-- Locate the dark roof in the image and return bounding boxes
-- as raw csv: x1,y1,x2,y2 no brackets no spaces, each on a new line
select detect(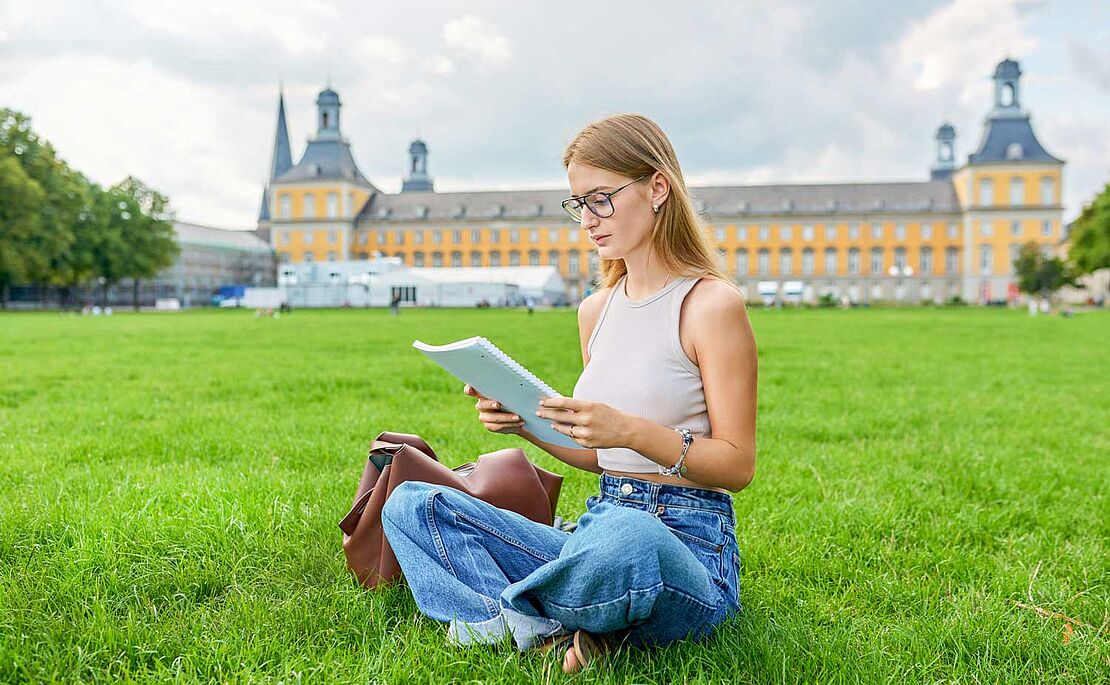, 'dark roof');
269,93,293,182
355,180,961,223
276,139,378,188
316,88,340,105
409,139,428,153
994,58,1021,79
258,186,271,222
968,116,1062,164
936,123,955,139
